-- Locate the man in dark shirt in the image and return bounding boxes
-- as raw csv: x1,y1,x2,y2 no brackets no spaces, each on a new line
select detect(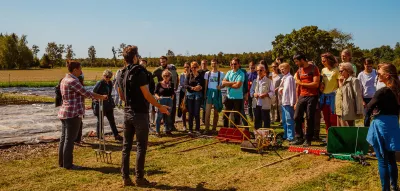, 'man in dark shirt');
118,46,169,187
